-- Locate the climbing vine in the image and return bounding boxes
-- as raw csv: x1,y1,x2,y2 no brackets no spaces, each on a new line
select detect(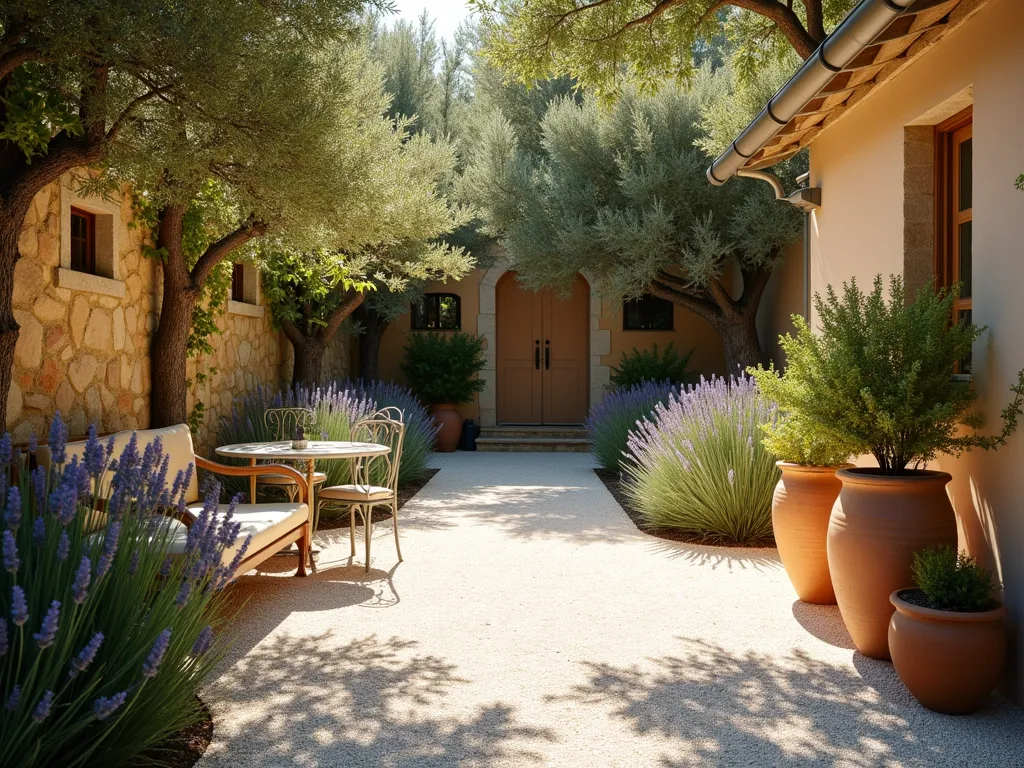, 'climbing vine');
133,183,238,437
